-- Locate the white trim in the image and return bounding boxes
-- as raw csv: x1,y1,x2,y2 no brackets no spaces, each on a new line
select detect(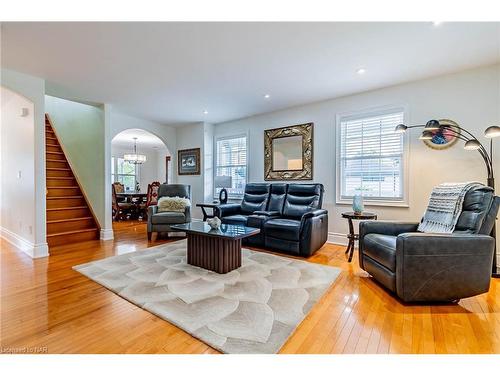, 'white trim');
1,227,49,258
213,132,249,199
335,104,410,207
100,228,114,240
327,231,352,247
